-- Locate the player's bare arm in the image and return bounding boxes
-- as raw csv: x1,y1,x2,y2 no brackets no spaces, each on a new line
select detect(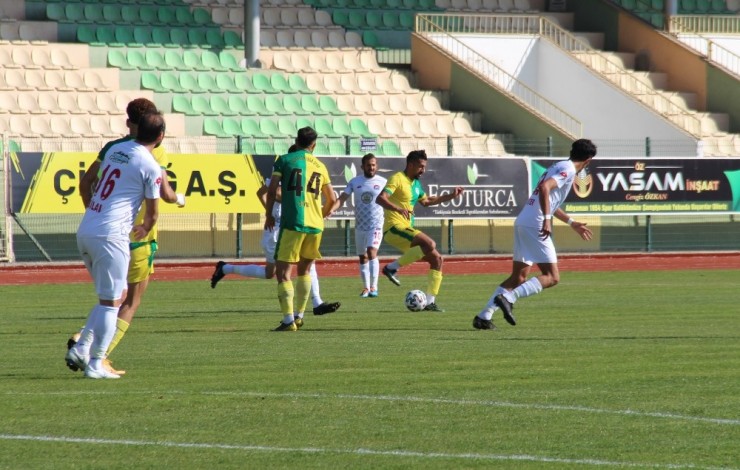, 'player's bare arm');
538,179,557,239
79,160,100,208
419,186,464,207
330,192,350,216
322,183,337,218
554,208,593,241
159,170,183,206
132,198,159,240
375,191,411,219
264,176,281,230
